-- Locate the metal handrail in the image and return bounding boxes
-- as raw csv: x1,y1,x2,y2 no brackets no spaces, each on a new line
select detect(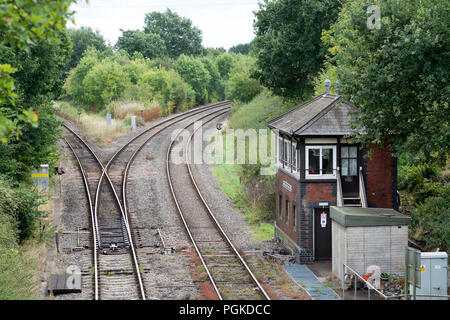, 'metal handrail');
336,167,344,207
359,166,368,208
343,263,450,300
342,263,404,300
